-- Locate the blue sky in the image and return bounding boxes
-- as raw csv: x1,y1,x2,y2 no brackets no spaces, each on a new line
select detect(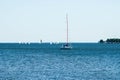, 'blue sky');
0,0,120,42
